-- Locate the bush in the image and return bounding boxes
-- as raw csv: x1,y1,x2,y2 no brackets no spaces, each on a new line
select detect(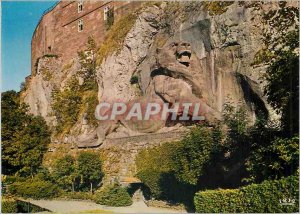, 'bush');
136,142,183,199
9,179,60,199
194,176,299,213
60,191,95,201
246,136,299,183
2,197,17,213
94,184,132,207
130,75,139,84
